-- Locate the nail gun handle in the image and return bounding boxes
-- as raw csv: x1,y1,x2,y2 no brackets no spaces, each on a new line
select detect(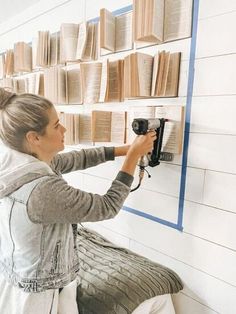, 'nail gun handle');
148,118,166,167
